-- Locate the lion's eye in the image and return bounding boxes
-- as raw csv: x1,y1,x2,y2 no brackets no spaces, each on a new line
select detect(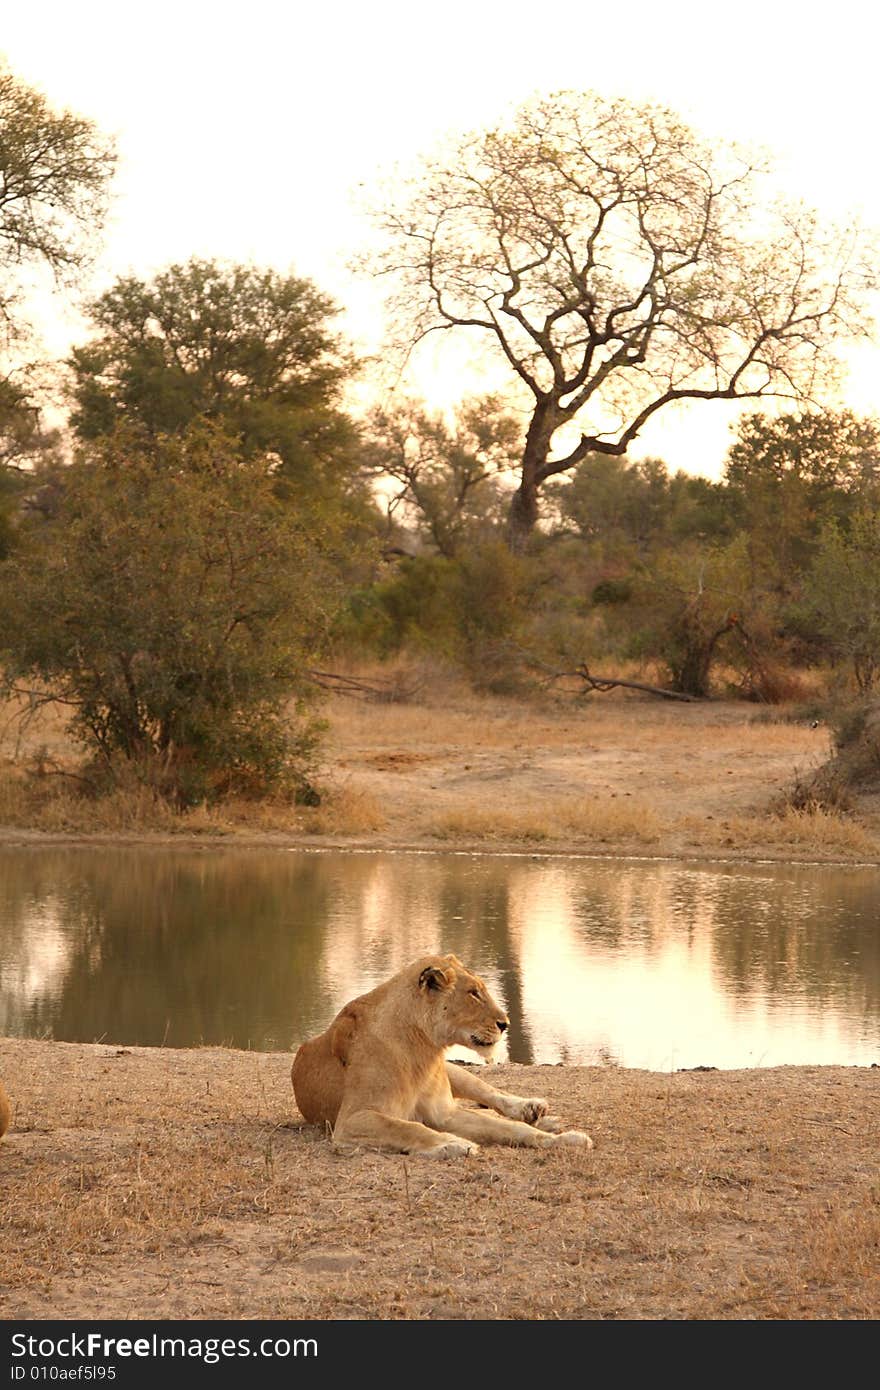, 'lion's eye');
468,989,481,1000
